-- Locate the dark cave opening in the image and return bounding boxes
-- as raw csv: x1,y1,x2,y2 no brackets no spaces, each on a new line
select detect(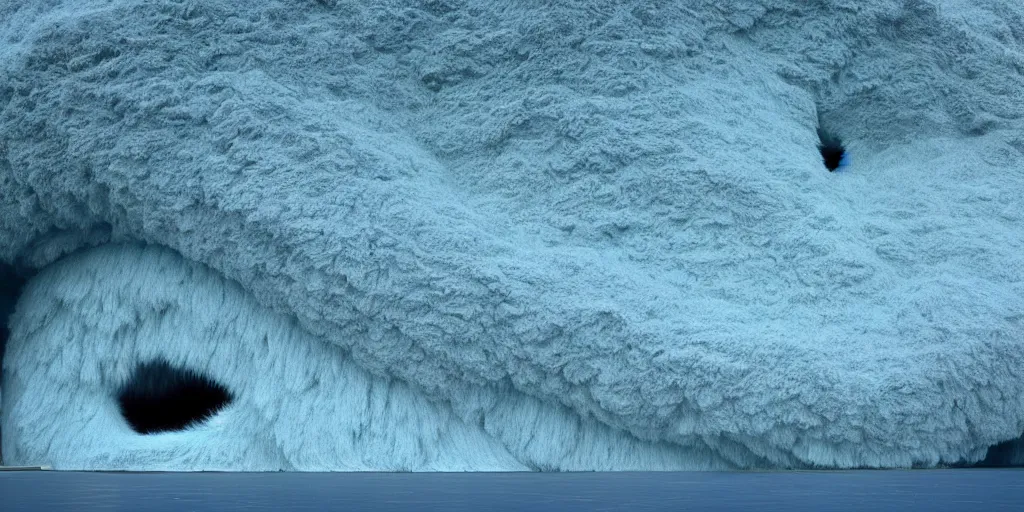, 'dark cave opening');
0,265,29,370
0,264,30,465
117,359,233,435
817,127,848,172
972,437,1024,468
